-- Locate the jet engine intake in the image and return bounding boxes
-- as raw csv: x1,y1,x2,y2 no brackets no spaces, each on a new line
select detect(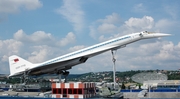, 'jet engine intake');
79,57,88,63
